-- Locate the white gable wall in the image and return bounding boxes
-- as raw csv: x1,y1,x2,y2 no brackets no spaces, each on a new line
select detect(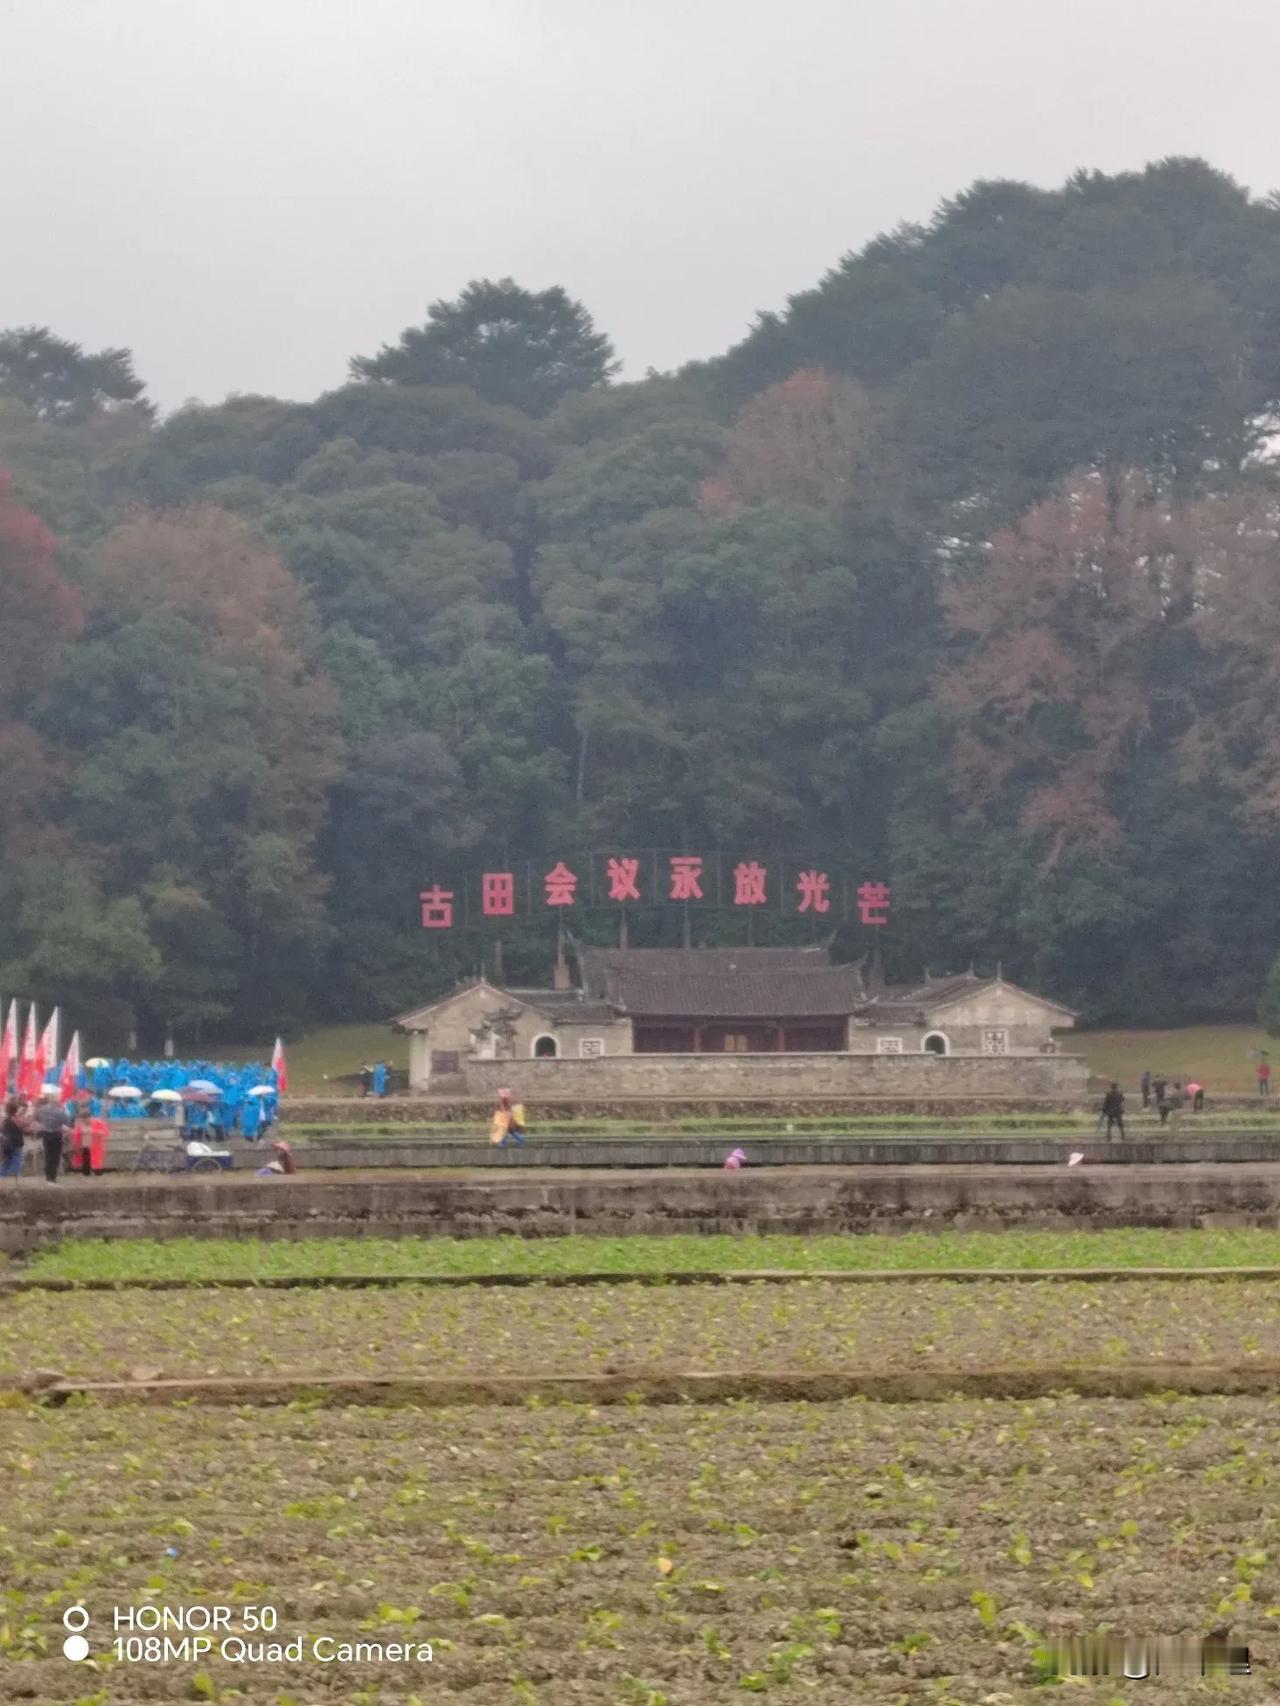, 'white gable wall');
399,983,632,1087
924,986,1072,1054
